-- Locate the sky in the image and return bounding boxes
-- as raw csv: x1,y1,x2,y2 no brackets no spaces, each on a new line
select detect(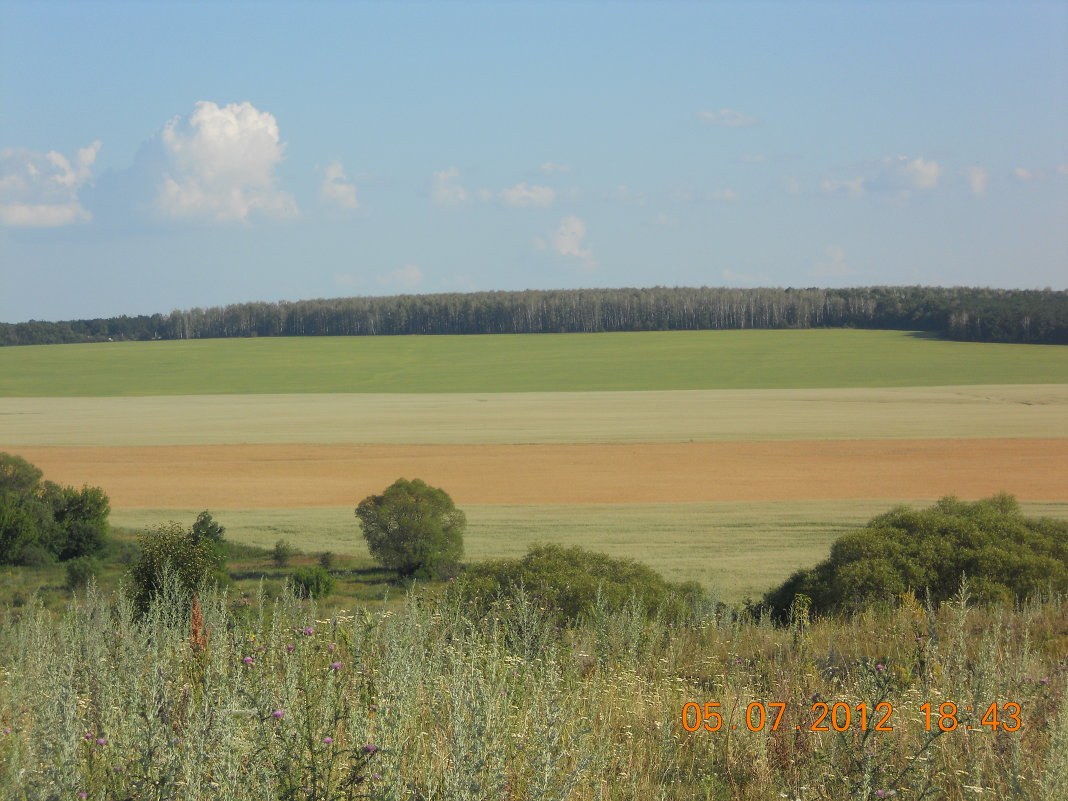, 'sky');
1,1,1066,323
